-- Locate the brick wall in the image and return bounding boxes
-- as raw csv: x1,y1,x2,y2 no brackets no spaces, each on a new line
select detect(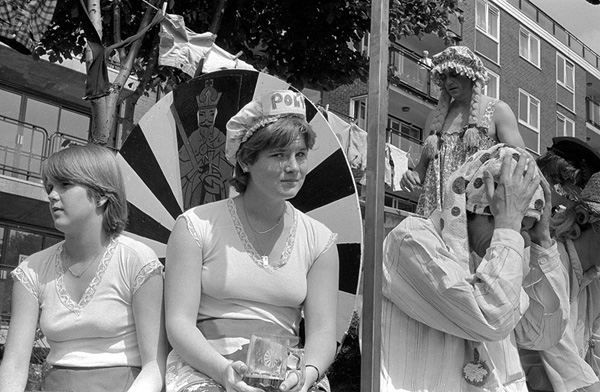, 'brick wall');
323,79,368,118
